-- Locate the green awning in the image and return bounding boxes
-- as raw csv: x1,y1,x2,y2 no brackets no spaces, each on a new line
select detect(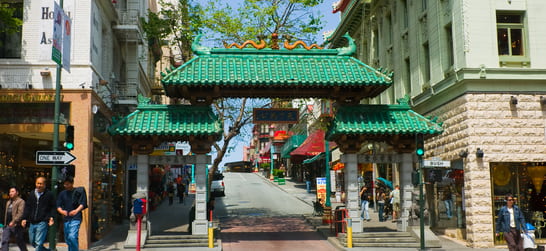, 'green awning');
326,100,443,140
281,135,307,158
108,104,223,140
303,152,325,165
